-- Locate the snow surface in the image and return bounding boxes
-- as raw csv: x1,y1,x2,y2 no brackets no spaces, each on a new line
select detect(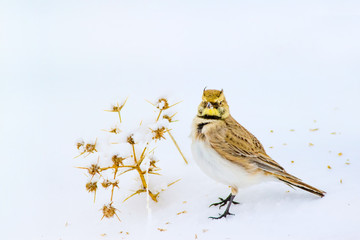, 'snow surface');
1,1,360,240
